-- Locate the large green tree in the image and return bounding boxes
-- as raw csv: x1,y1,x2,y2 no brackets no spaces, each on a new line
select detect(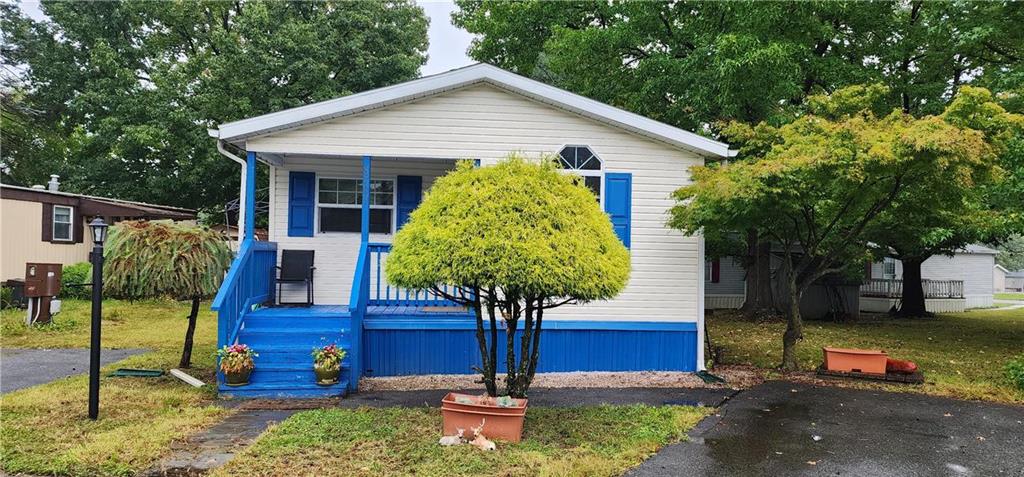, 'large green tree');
867,86,1024,316
671,85,996,369
1,1,428,211
454,0,1024,317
